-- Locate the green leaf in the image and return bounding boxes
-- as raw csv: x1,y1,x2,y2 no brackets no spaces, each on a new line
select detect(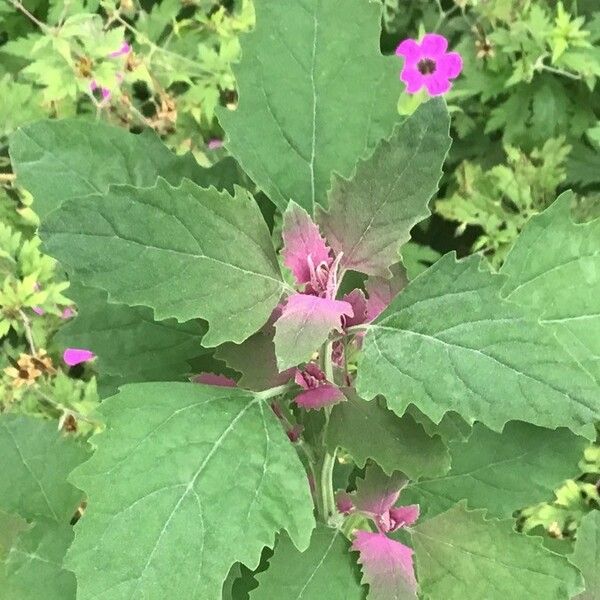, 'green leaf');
570,511,600,599
252,526,364,599
356,253,599,435
65,383,315,600
317,99,450,277
40,180,285,346
412,504,584,600
402,422,587,520
501,194,600,383
0,518,76,600
216,322,286,392
9,119,240,217
57,283,206,387
219,0,401,213
0,415,88,522
0,511,27,560
326,393,449,480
